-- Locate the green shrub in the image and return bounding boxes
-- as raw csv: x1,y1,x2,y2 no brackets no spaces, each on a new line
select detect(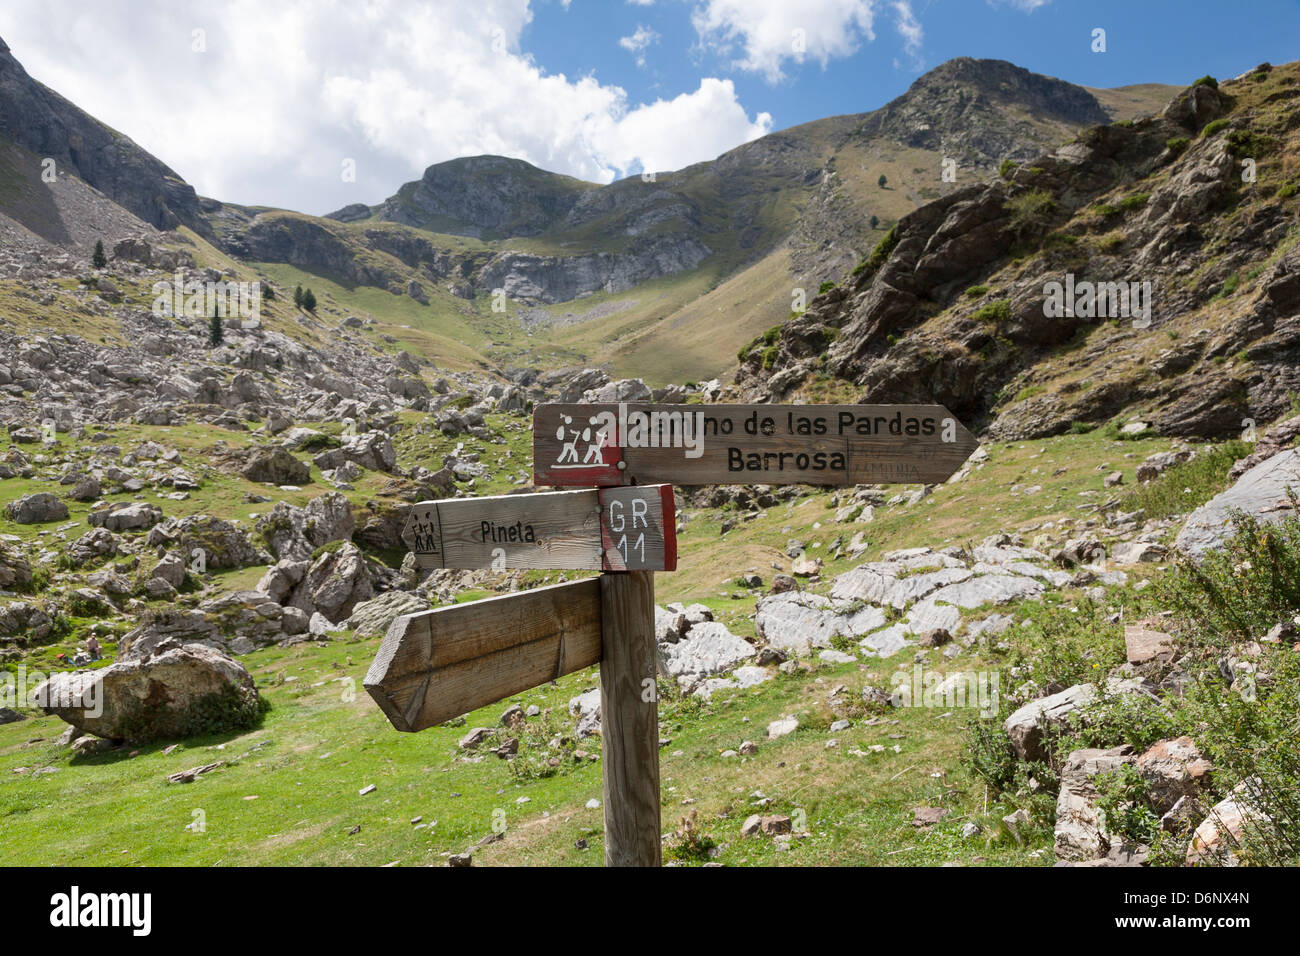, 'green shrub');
1201,118,1230,138
1005,190,1056,233
1120,440,1250,520
1193,74,1219,89
1226,129,1275,158
999,158,1018,179
1165,136,1190,153
1120,193,1150,210
1098,230,1126,253
1160,502,1300,641
761,345,779,369
964,715,1019,795
1008,597,1127,691
1094,763,1163,847
866,227,898,270
971,299,1012,324
298,432,341,452
817,280,837,295
1279,182,1299,199
964,284,989,298
1155,514,1300,864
